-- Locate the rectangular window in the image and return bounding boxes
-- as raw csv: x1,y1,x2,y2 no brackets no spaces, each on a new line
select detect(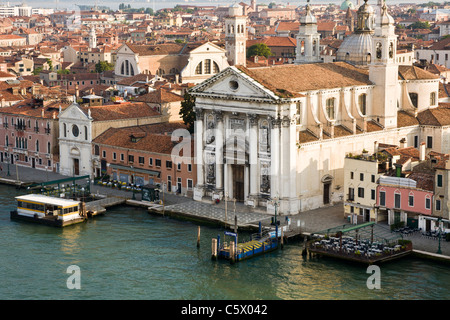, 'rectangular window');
187,179,193,189
350,172,354,179
436,199,441,211
348,187,354,201
371,189,376,200
113,152,116,160
120,153,124,161
149,158,153,166
371,175,375,183
426,197,431,209
437,174,443,187
414,135,419,148
380,191,386,206
177,163,181,171
155,159,161,167
409,194,414,207
102,150,106,158
128,155,134,163
166,160,172,169
358,187,364,198
188,164,192,172
139,156,144,165
427,136,433,149
395,193,401,208
360,173,364,181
